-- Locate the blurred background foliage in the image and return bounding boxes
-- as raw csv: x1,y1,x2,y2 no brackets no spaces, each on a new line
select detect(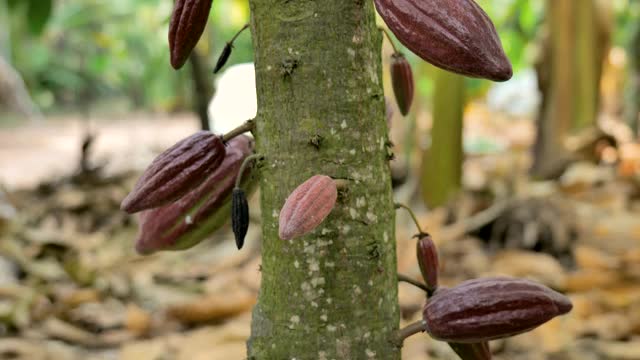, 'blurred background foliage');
0,0,637,116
